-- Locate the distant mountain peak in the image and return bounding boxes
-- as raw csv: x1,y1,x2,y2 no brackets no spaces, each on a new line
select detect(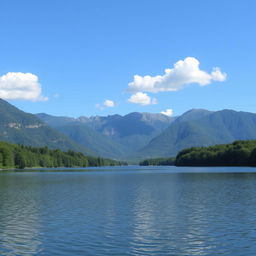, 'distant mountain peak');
182,108,212,114
174,108,213,123
36,110,176,159
137,109,256,159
